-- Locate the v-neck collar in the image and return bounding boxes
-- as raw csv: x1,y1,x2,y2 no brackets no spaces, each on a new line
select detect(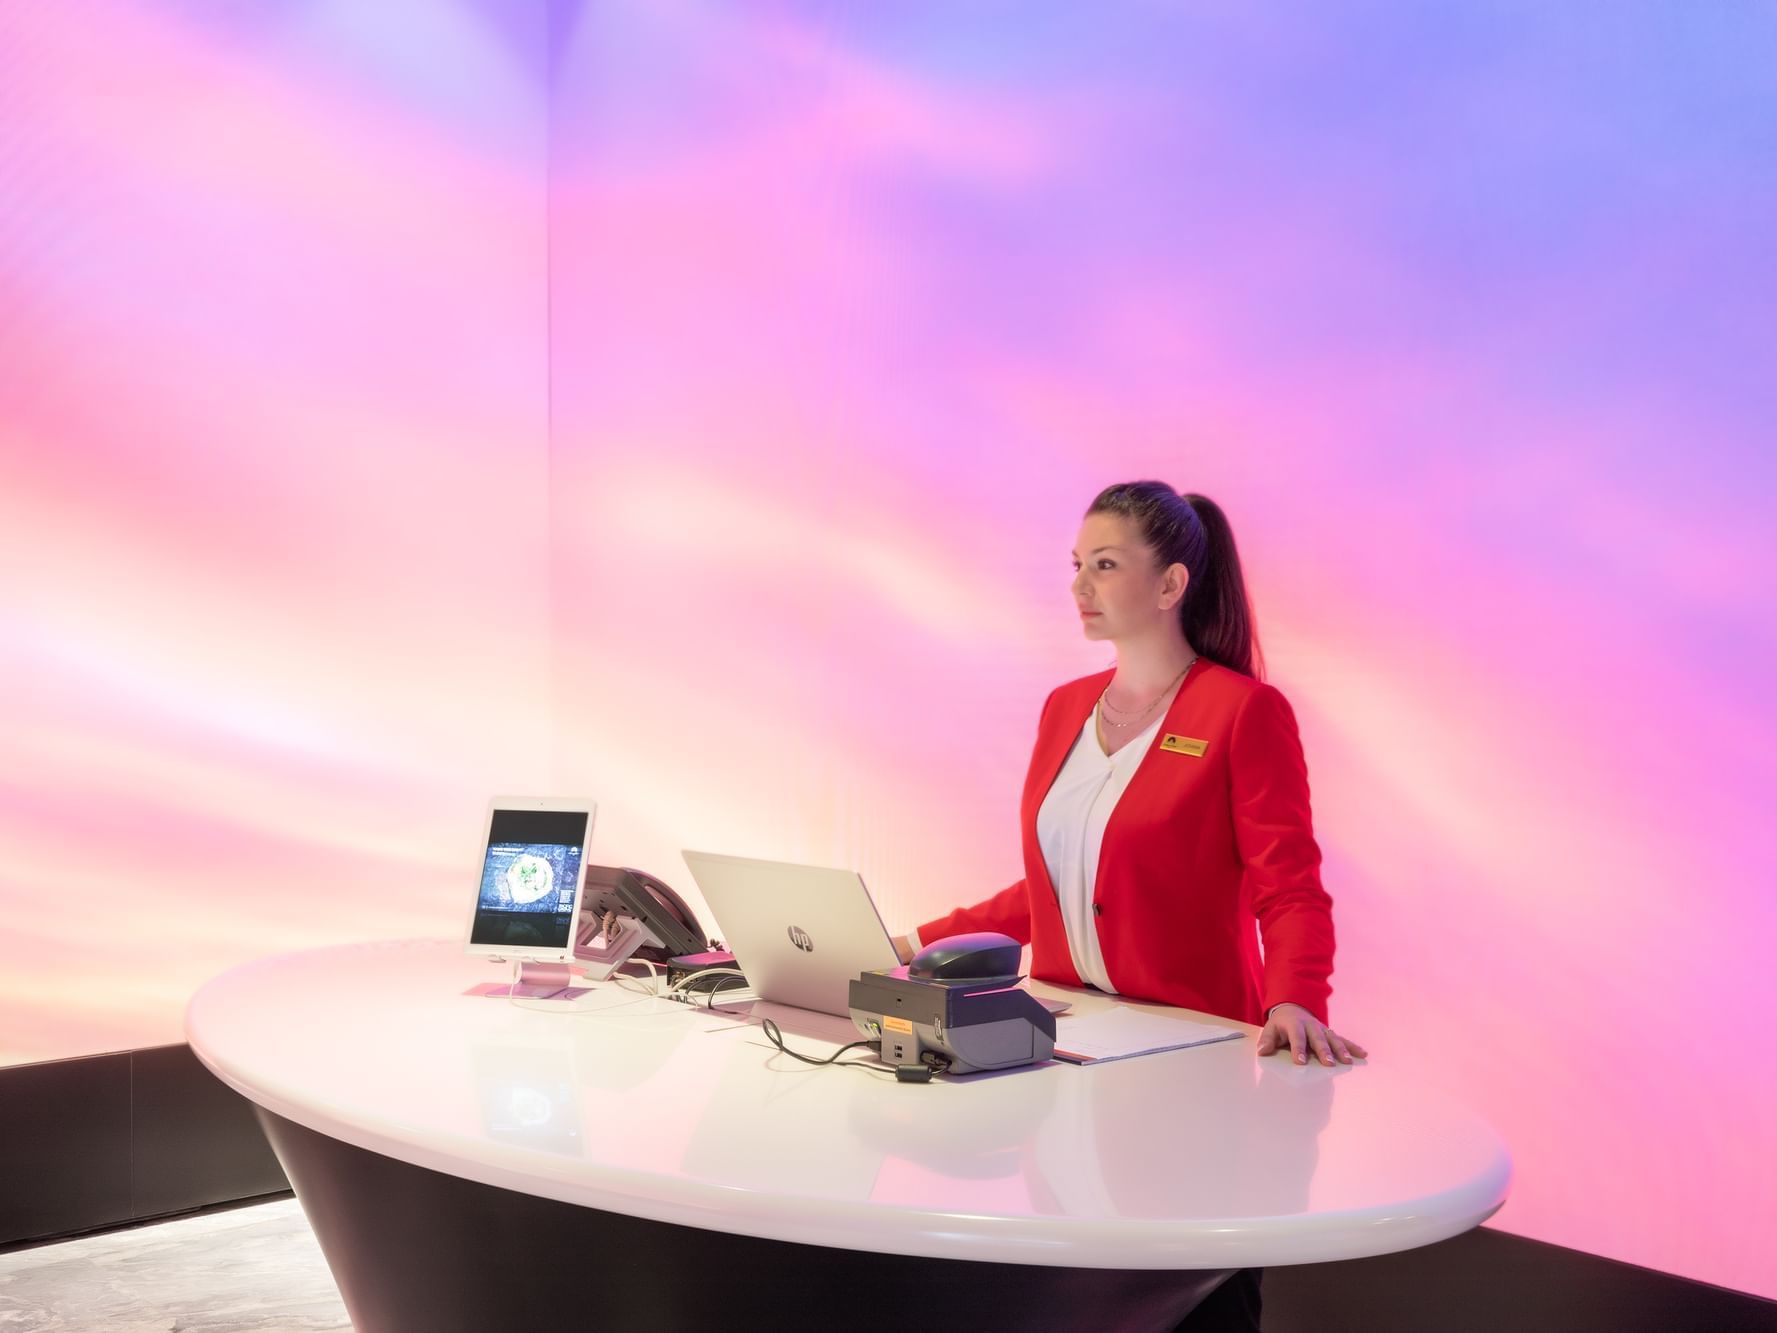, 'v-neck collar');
1088,705,1165,762
1029,657,1208,821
